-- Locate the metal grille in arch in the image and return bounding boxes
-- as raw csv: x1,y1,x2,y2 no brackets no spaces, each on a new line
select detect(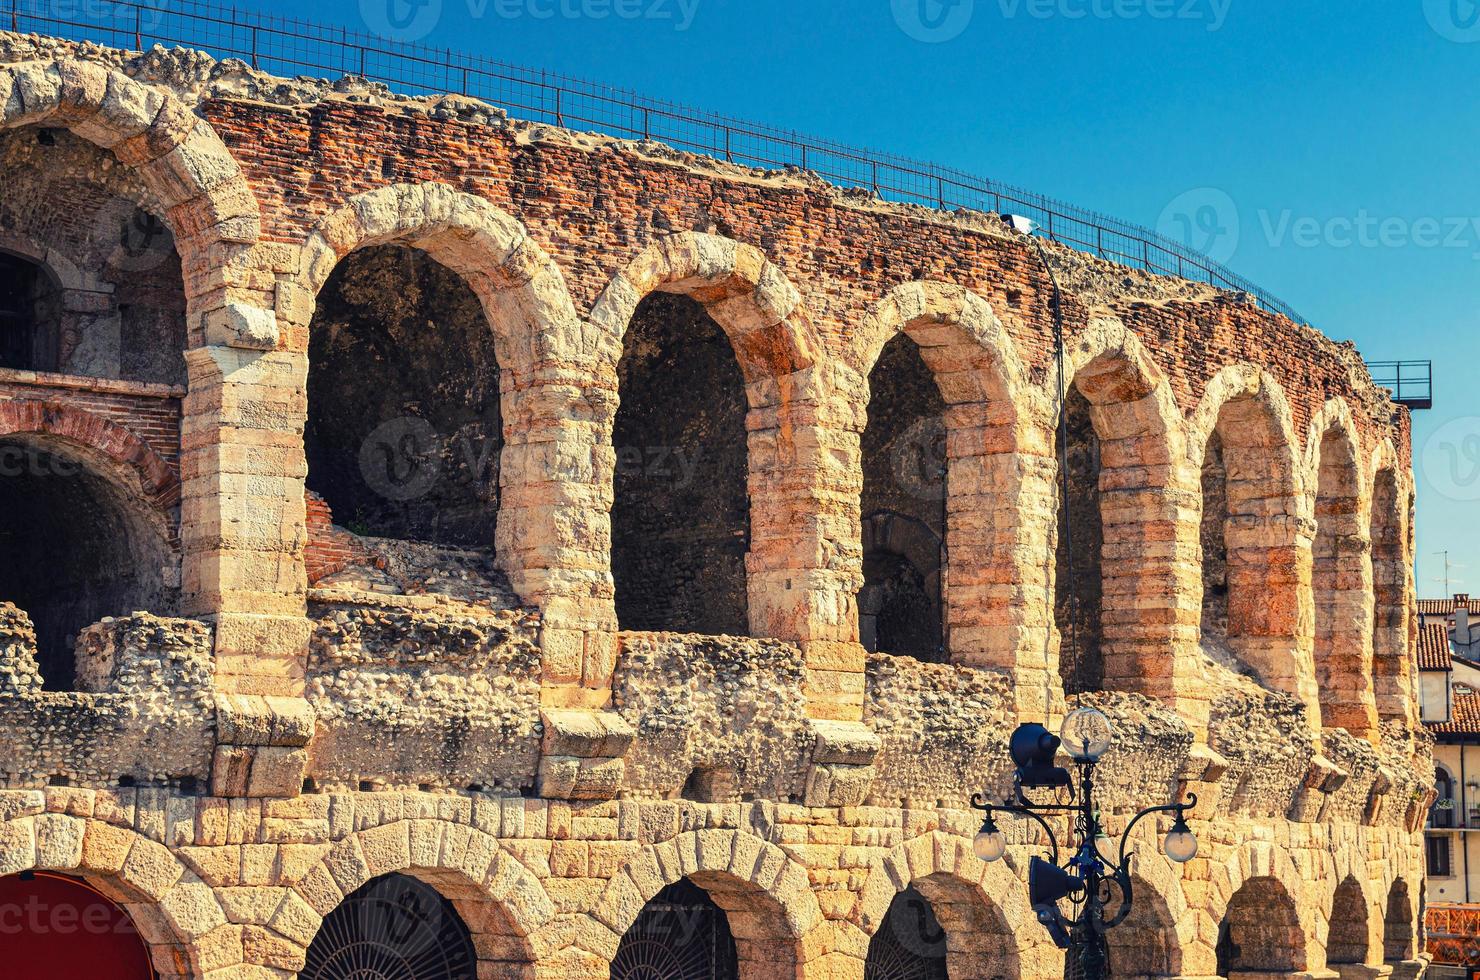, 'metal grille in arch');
301,873,477,980
610,879,739,980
